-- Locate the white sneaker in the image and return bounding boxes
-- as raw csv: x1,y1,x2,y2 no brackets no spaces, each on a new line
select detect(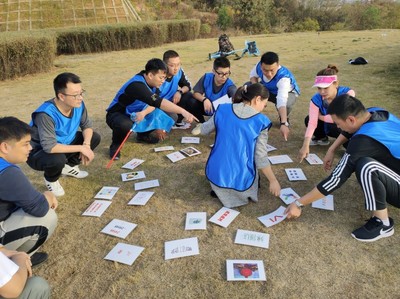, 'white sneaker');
44,179,65,197
61,165,88,179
